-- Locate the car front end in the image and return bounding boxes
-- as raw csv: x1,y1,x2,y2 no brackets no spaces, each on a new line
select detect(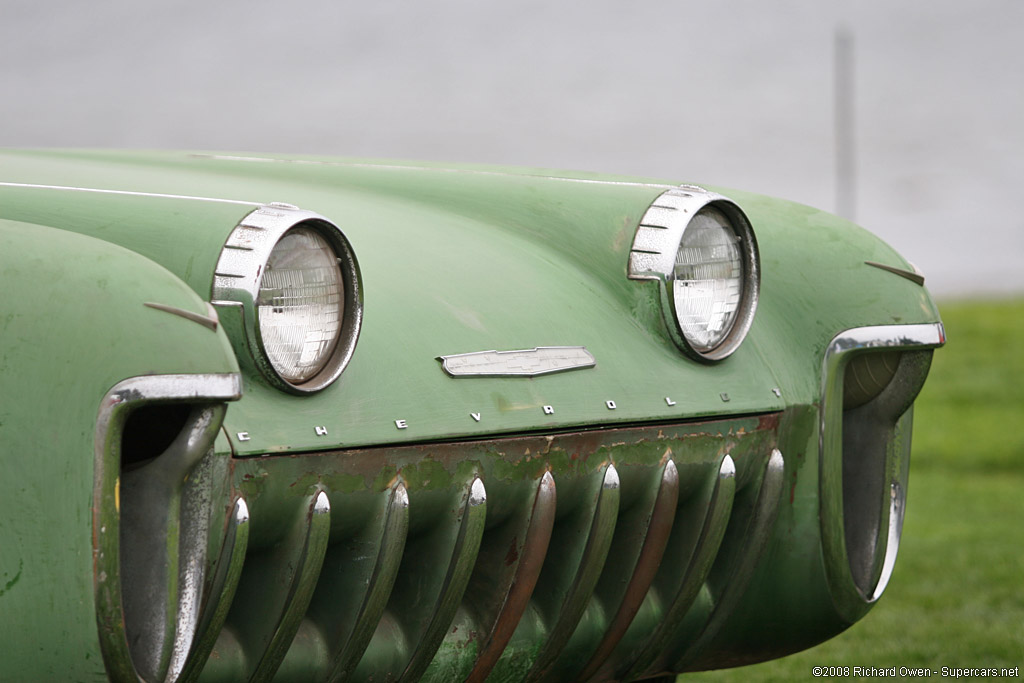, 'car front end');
0,149,944,682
